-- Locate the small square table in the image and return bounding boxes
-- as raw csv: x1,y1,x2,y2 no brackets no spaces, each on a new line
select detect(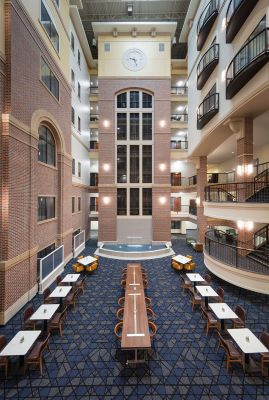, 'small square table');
196,286,218,309
186,273,205,289
209,302,238,331
228,328,268,370
61,273,80,286
77,256,97,266
172,255,191,265
49,286,72,308
0,330,41,365
30,304,59,331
